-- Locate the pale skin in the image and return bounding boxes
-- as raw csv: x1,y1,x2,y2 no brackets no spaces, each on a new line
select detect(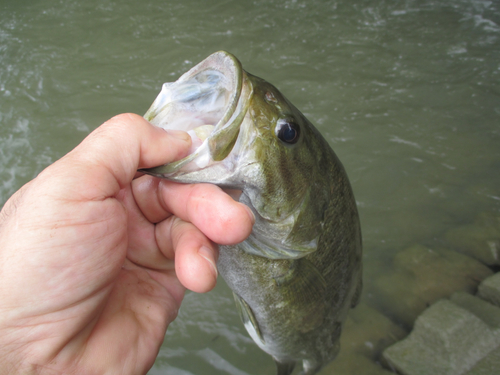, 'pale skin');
0,114,254,375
